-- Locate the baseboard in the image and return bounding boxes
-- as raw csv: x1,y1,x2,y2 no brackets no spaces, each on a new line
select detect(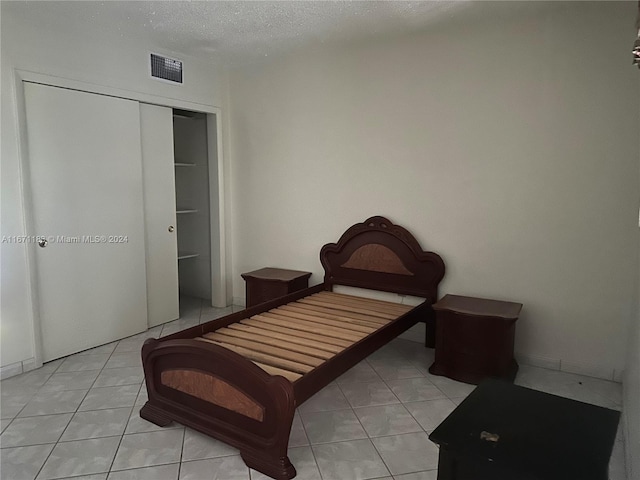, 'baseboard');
516,353,561,371
21,358,39,373
0,361,23,380
516,353,619,382
0,357,40,380
560,360,616,382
